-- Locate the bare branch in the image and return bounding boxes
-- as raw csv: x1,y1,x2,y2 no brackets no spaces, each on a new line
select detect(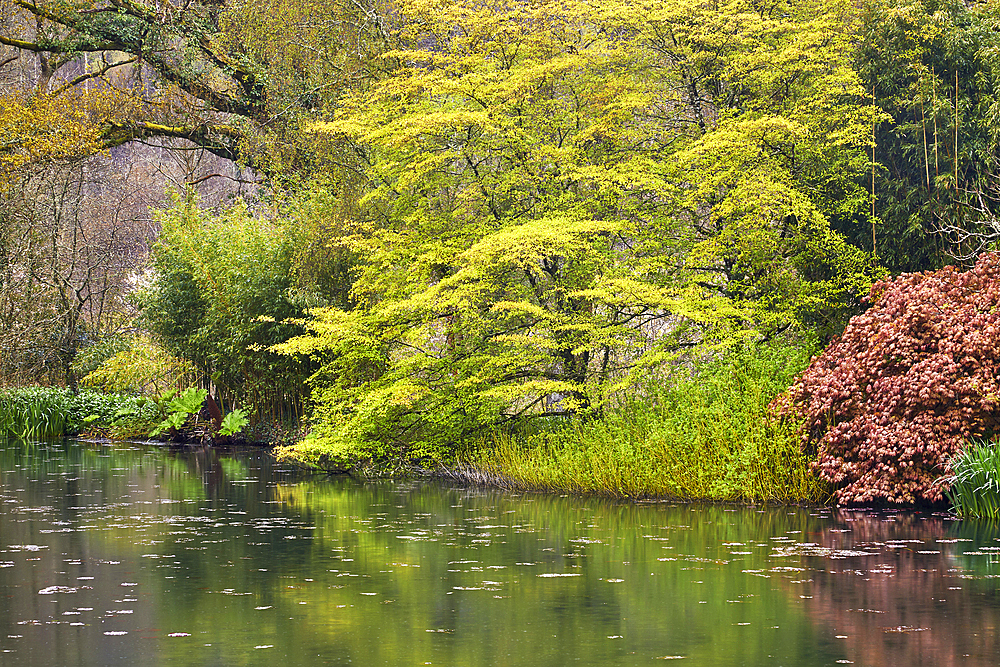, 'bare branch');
934,184,1000,261
51,56,139,96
